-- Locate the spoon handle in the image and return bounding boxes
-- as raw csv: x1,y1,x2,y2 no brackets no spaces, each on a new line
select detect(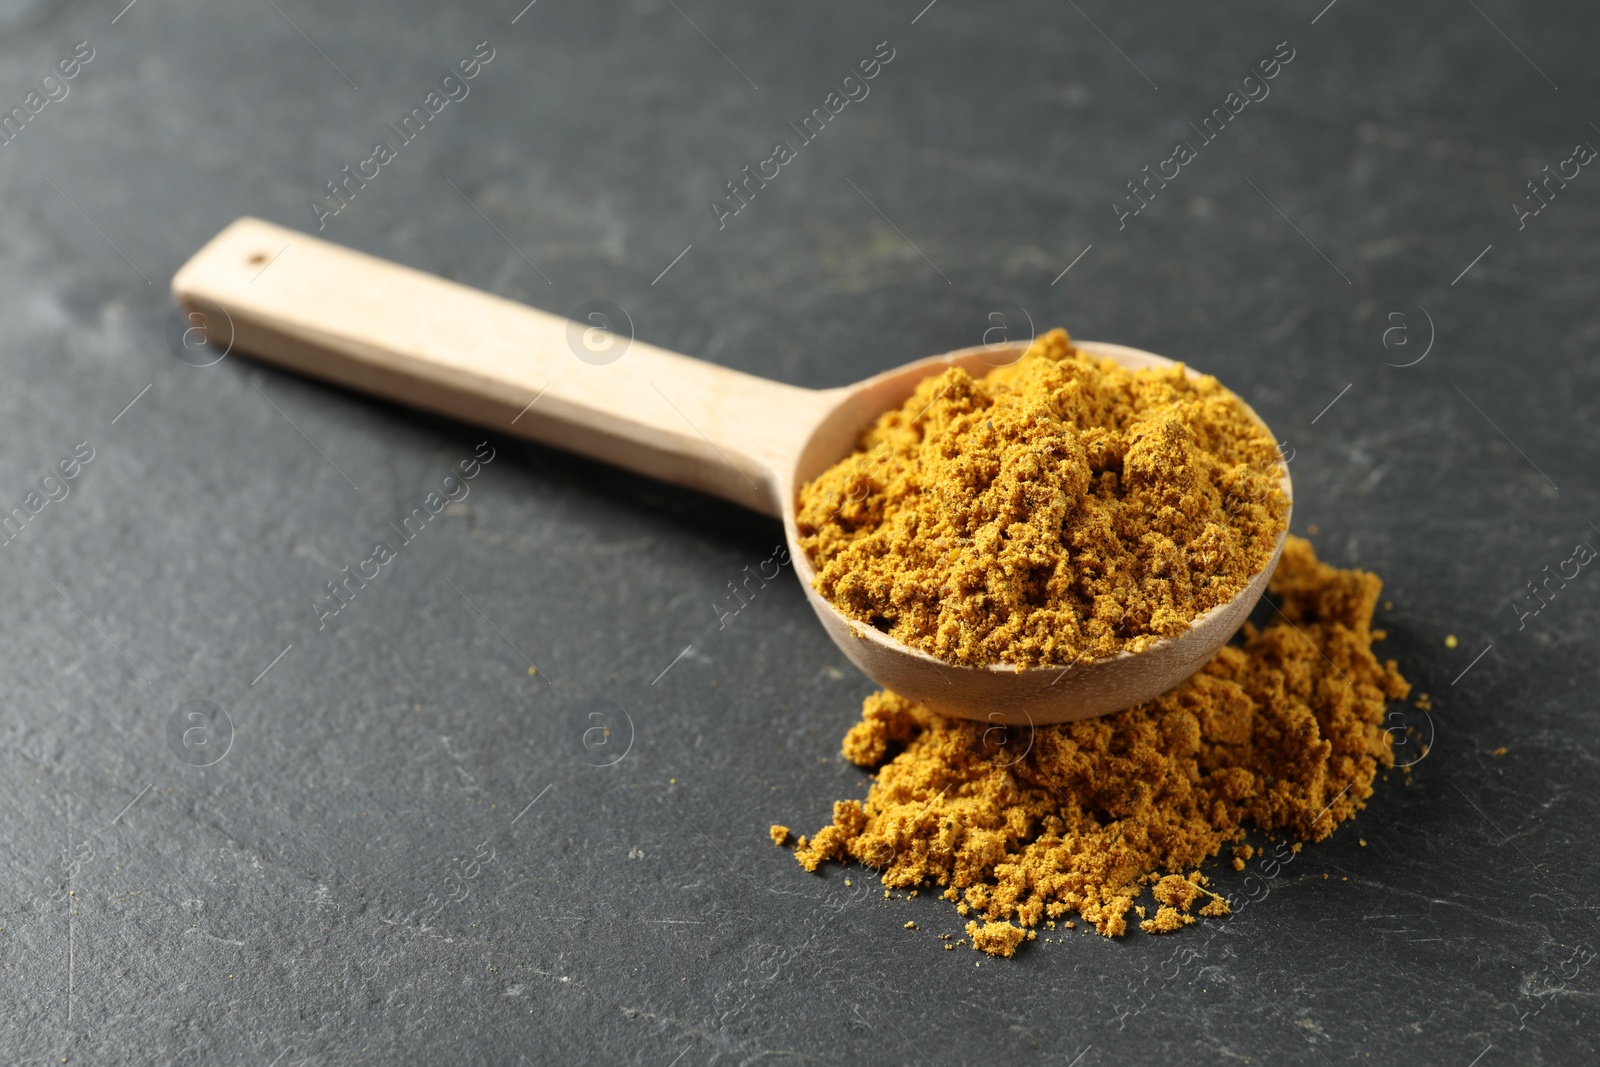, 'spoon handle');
172,217,835,516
